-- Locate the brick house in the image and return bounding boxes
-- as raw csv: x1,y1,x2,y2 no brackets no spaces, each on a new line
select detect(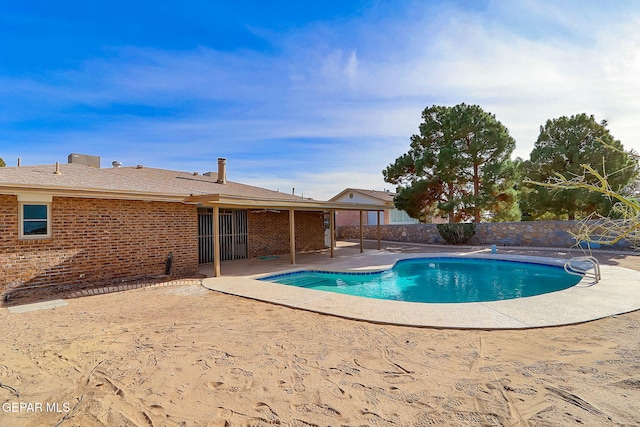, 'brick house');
330,188,421,227
0,156,386,300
